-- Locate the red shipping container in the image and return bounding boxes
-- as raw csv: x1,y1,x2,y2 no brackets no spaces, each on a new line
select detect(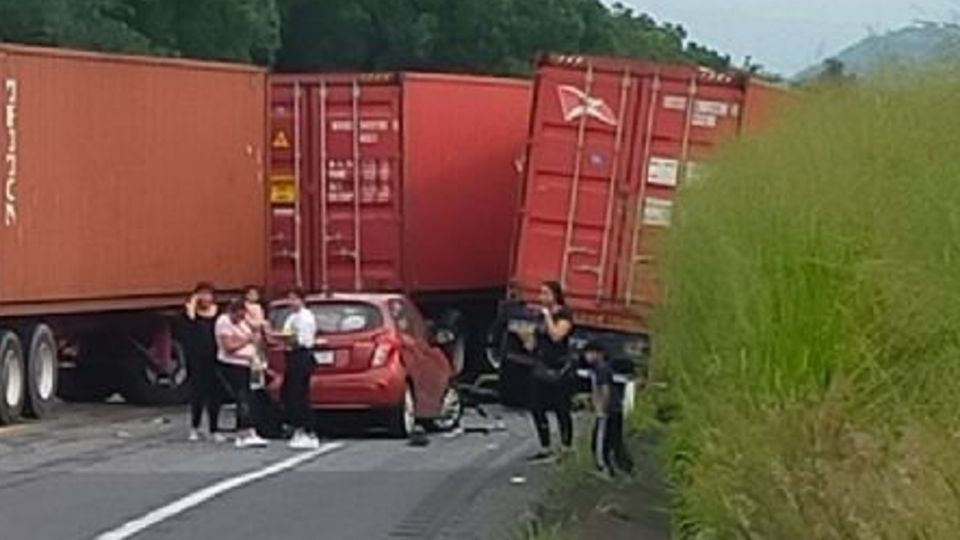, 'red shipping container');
511,54,786,334
268,73,531,296
0,45,267,316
